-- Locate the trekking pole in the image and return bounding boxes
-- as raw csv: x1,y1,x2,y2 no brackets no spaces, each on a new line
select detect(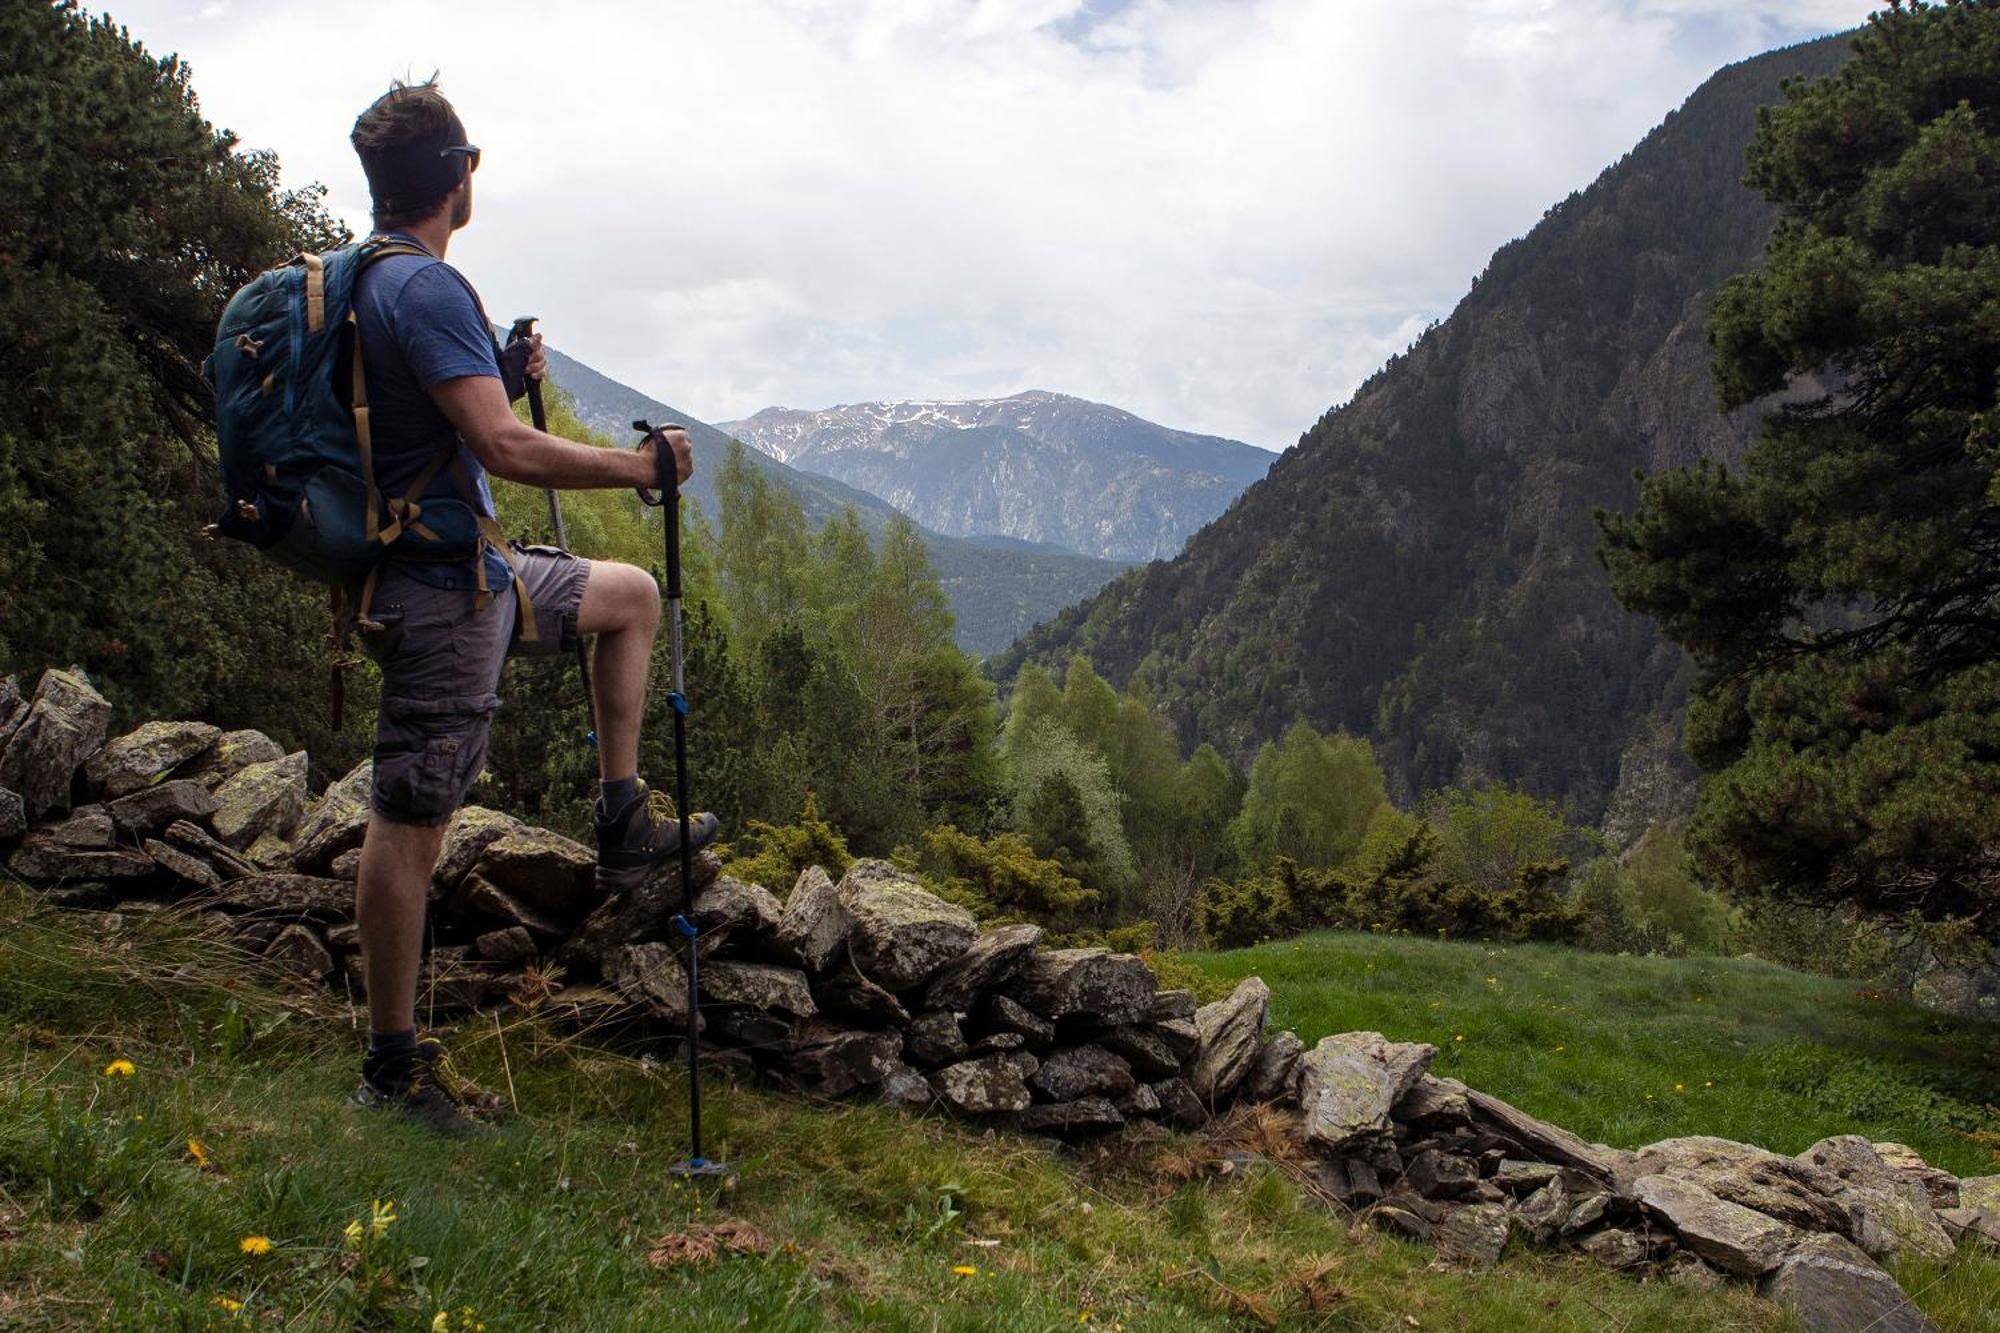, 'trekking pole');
633,418,730,1184
508,317,596,748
